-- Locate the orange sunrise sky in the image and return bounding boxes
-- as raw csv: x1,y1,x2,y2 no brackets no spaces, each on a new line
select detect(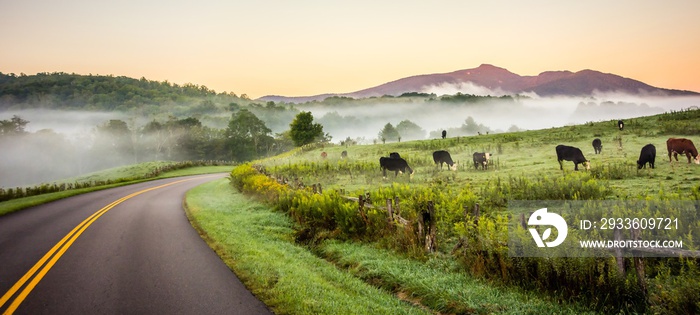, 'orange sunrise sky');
1,0,698,99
